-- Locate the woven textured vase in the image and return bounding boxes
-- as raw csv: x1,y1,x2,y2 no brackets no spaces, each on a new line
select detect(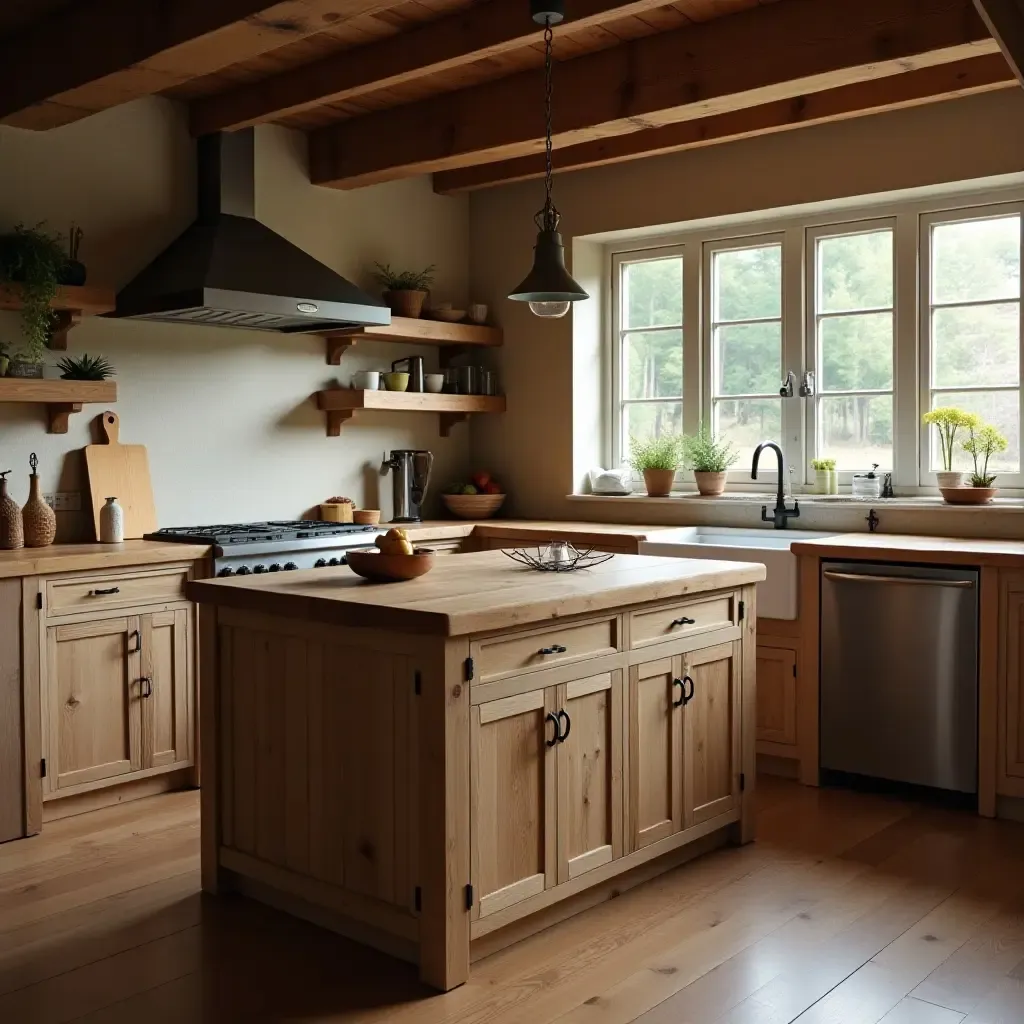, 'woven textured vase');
22,472,55,548
0,475,23,550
